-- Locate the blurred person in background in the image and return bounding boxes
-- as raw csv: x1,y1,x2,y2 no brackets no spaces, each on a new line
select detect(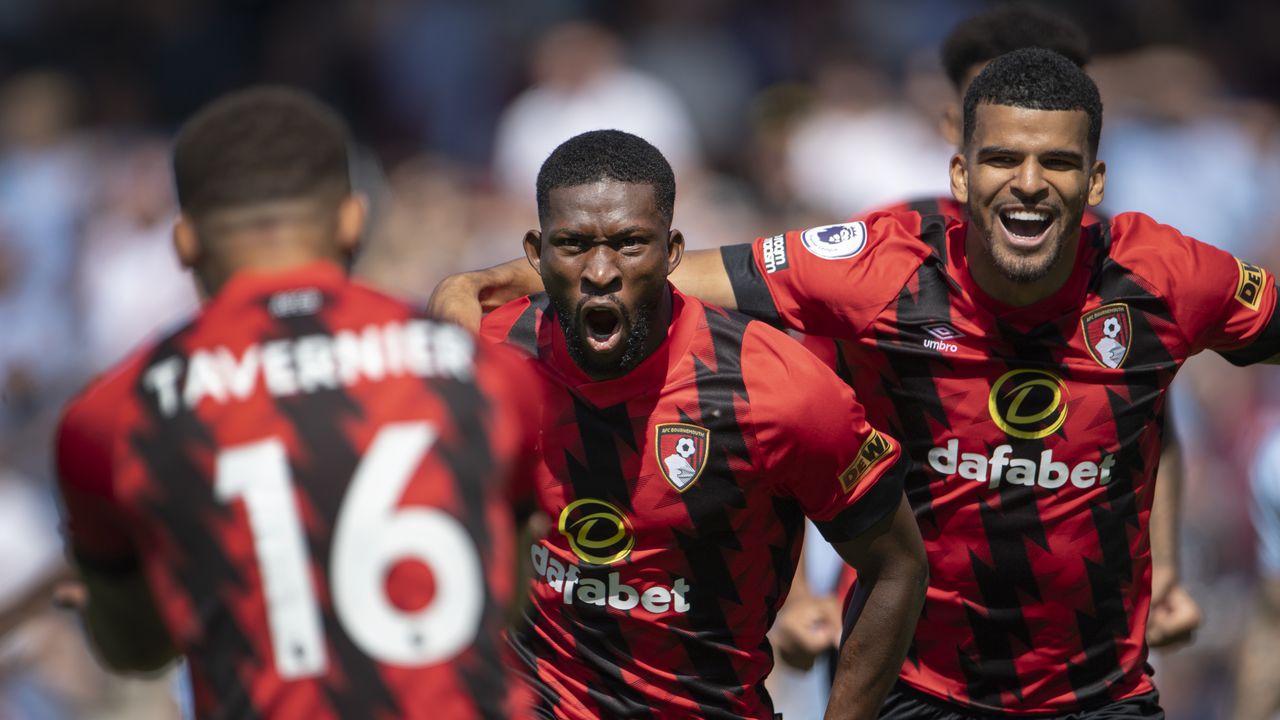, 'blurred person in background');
75,136,198,372
55,86,543,719
1235,419,1280,719
491,21,701,207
